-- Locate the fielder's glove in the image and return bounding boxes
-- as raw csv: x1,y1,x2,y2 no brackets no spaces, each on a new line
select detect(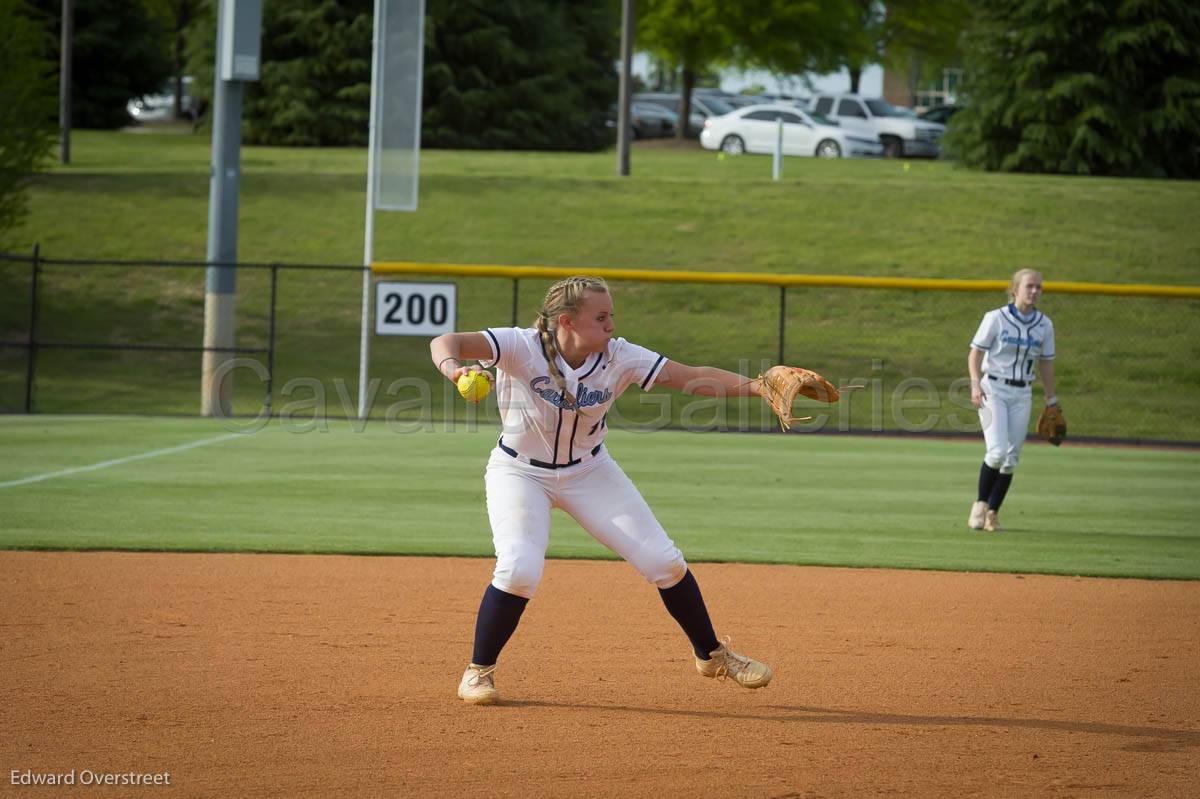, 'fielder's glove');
1037,403,1067,446
757,365,840,431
